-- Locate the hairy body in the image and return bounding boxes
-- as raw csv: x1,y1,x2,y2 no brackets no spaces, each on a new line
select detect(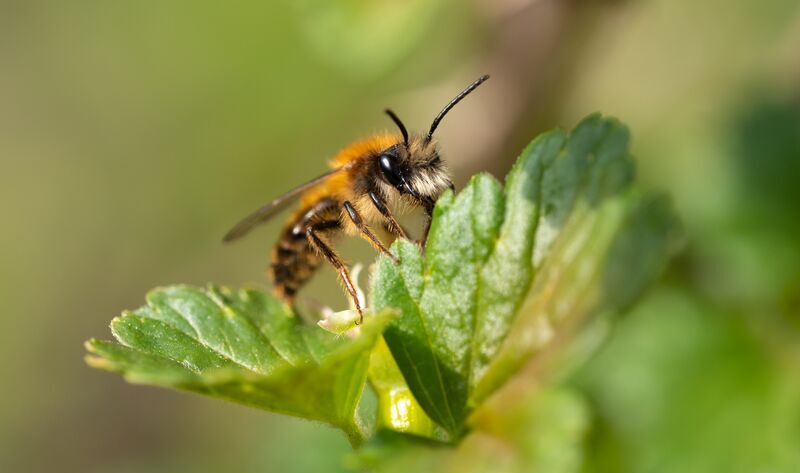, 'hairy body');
271,132,449,309
224,75,489,323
